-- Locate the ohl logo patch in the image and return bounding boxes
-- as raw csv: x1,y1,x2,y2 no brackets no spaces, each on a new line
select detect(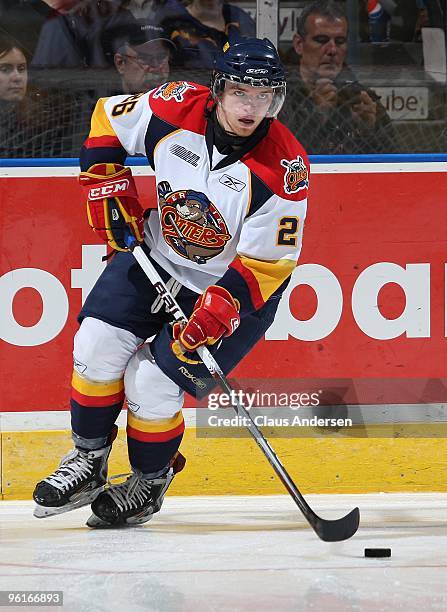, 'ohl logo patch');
153,81,196,103
158,182,231,264
280,156,309,194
